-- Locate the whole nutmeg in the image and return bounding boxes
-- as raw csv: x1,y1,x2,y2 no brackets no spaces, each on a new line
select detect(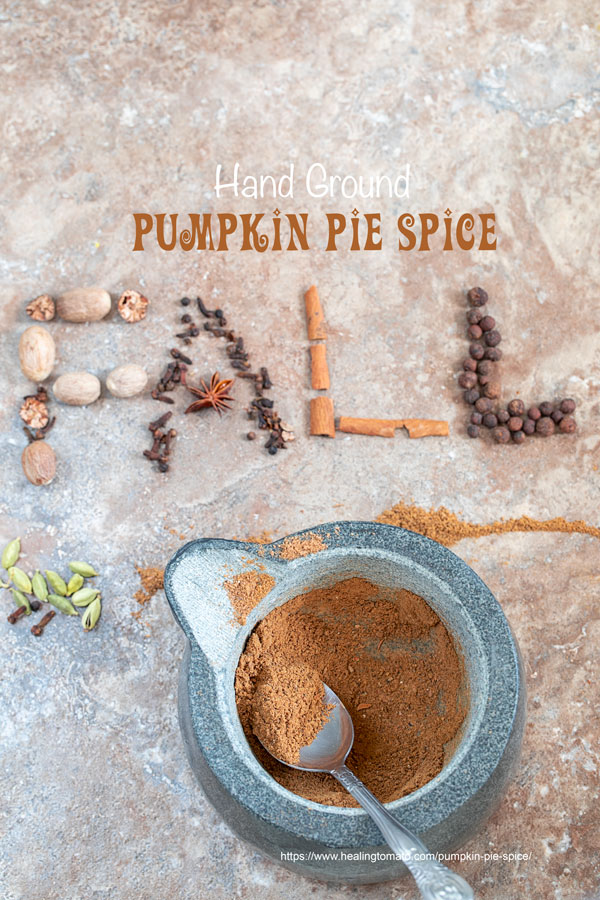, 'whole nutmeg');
56,288,111,323
559,416,577,434
53,371,101,406
467,286,488,307
483,380,502,399
19,325,56,381
507,399,525,417
117,290,148,323
22,440,56,485
536,416,555,436
492,426,511,444
106,363,148,398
